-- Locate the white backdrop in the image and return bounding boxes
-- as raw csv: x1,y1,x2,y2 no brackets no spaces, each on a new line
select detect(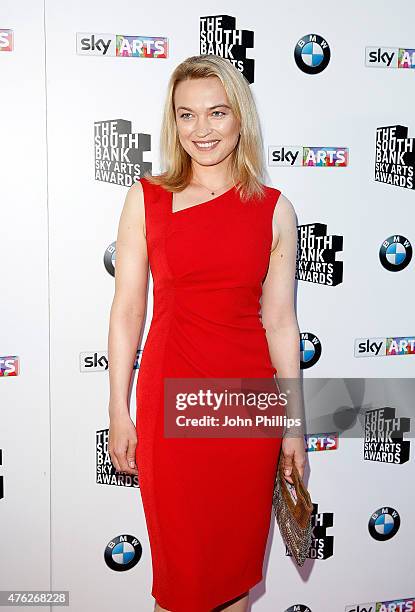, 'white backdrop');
1,1,414,611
